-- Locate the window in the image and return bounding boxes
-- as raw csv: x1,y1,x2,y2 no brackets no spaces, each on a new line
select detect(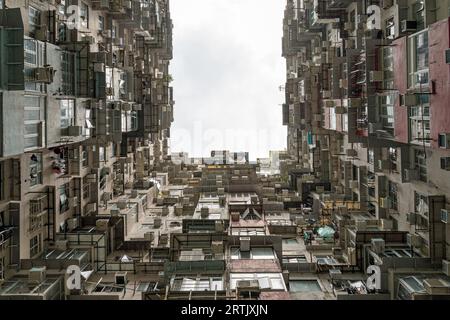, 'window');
171,276,223,292
99,146,105,162
60,99,75,128
30,234,42,257
59,183,69,213
112,26,117,39
98,16,105,31
61,51,76,95
388,147,398,171
0,0,3,9
82,146,88,167
79,2,89,28
409,95,430,145
85,108,94,137
29,153,43,187
408,30,429,88
413,1,425,31
24,39,46,92
131,111,138,131
83,180,90,199
230,273,285,290
290,280,321,293
28,7,41,36
57,0,66,16
111,143,116,158
230,247,275,260
385,17,395,39
282,255,307,263
24,95,44,150
414,192,429,217
282,238,298,245
414,149,427,182
380,47,395,132
99,167,107,190
388,180,398,211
